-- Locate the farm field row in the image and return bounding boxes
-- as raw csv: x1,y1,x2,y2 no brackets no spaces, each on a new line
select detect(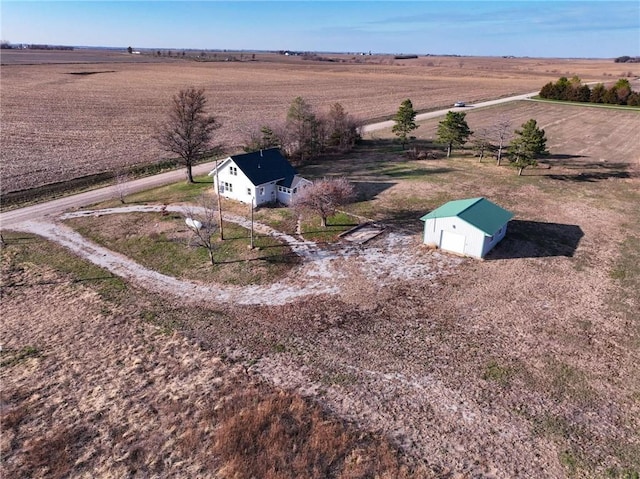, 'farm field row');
2,54,637,194
371,100,640,167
